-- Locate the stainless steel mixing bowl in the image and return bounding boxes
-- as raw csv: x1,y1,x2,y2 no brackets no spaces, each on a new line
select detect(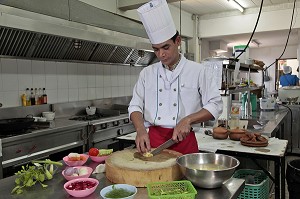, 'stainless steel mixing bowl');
176,153,240,188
